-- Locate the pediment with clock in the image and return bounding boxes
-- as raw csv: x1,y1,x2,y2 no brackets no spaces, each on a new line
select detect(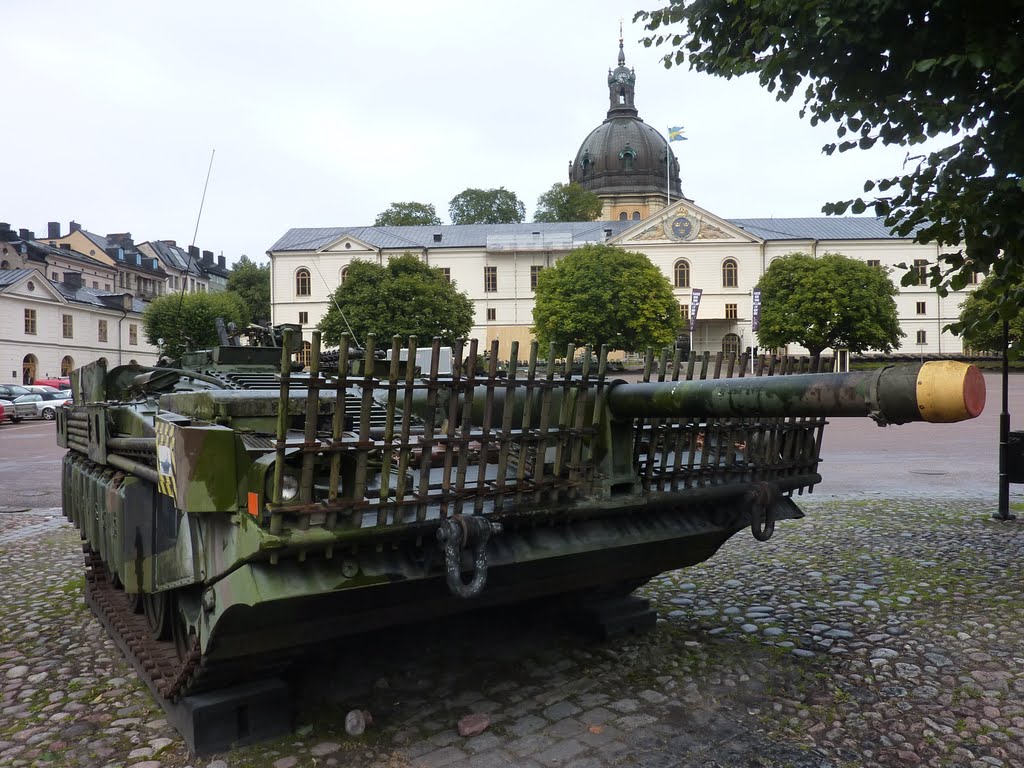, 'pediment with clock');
612,200,763,246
